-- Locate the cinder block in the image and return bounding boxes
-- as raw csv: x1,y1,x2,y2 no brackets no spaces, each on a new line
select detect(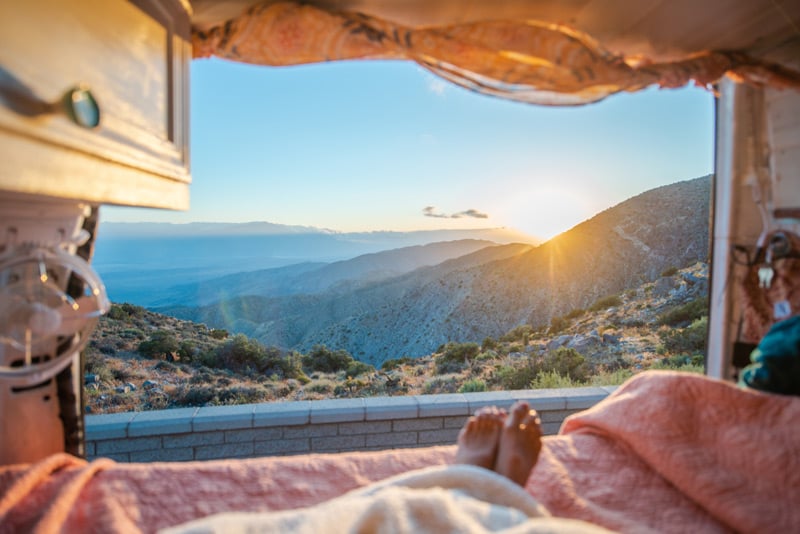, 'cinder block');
366,431,418,448
311,435,366,452
225,427,283,443
416,394,470,417
310,398,365,424
564,388,610,410
337,421,392,435
392,418,442,432
443,416,469,429
195,442,255,460
253,401,310,427
163,432,224,449
509,390,567,411
86,412,136,440
464,391,514,413
417,428,460,445
193,405,254,432
364,396,418,420
130,448,193,462
254,439,310,455
96,436,161,455
283,423,338,439
128,407,197,437
101,453,130,462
